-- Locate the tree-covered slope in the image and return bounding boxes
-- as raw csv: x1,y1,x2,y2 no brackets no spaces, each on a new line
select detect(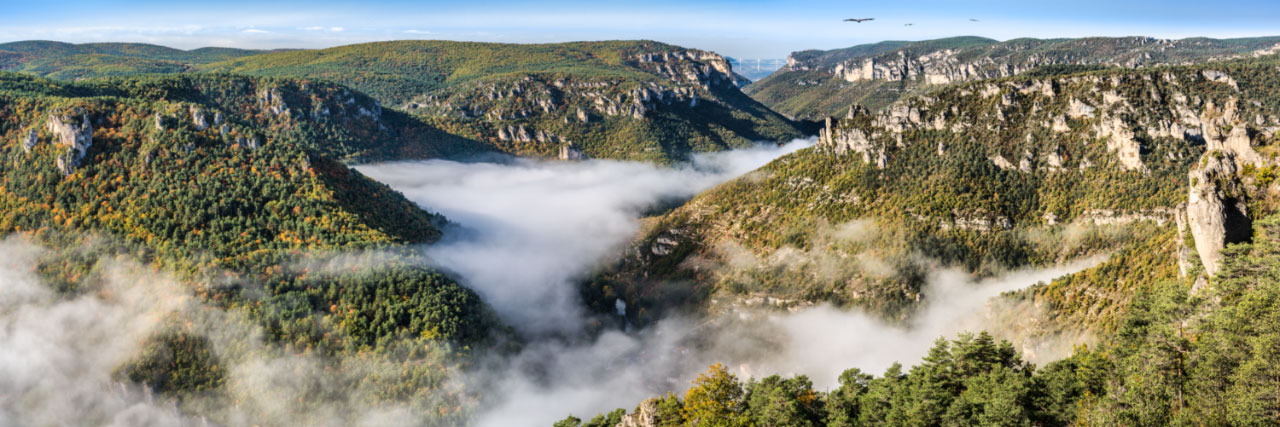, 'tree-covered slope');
0,70,503,357
199,40,809,162
747,36,1280,119
0,40,270,80
588,56,1280,335
567,211,1280,426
